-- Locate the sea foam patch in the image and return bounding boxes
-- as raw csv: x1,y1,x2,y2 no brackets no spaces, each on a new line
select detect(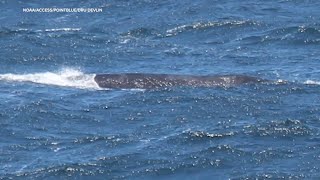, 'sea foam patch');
0,68,100,89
